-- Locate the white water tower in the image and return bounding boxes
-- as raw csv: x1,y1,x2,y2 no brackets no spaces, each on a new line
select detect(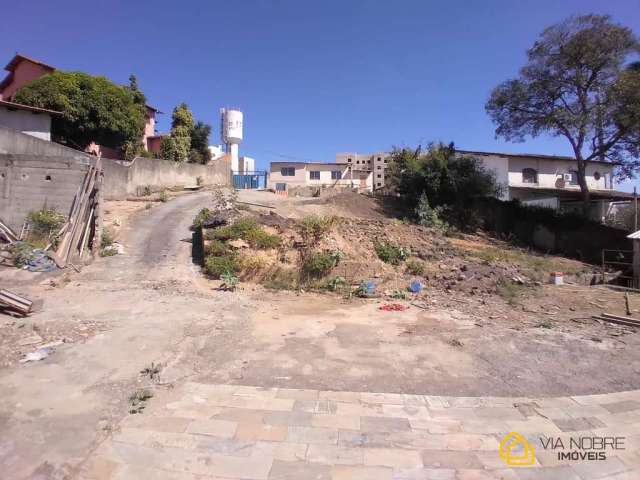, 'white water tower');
220,108,243,172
